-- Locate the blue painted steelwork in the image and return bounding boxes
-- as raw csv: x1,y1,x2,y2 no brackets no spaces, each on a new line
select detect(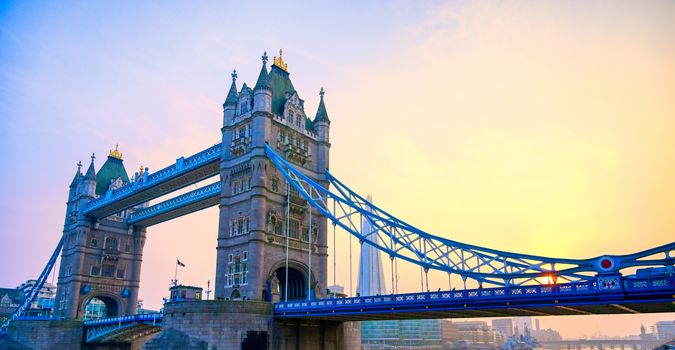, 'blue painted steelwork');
127,181,221,225
84,143,221,217
274,275,675,319
264,144,675,287
0,237,63,331
83,313,163,343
